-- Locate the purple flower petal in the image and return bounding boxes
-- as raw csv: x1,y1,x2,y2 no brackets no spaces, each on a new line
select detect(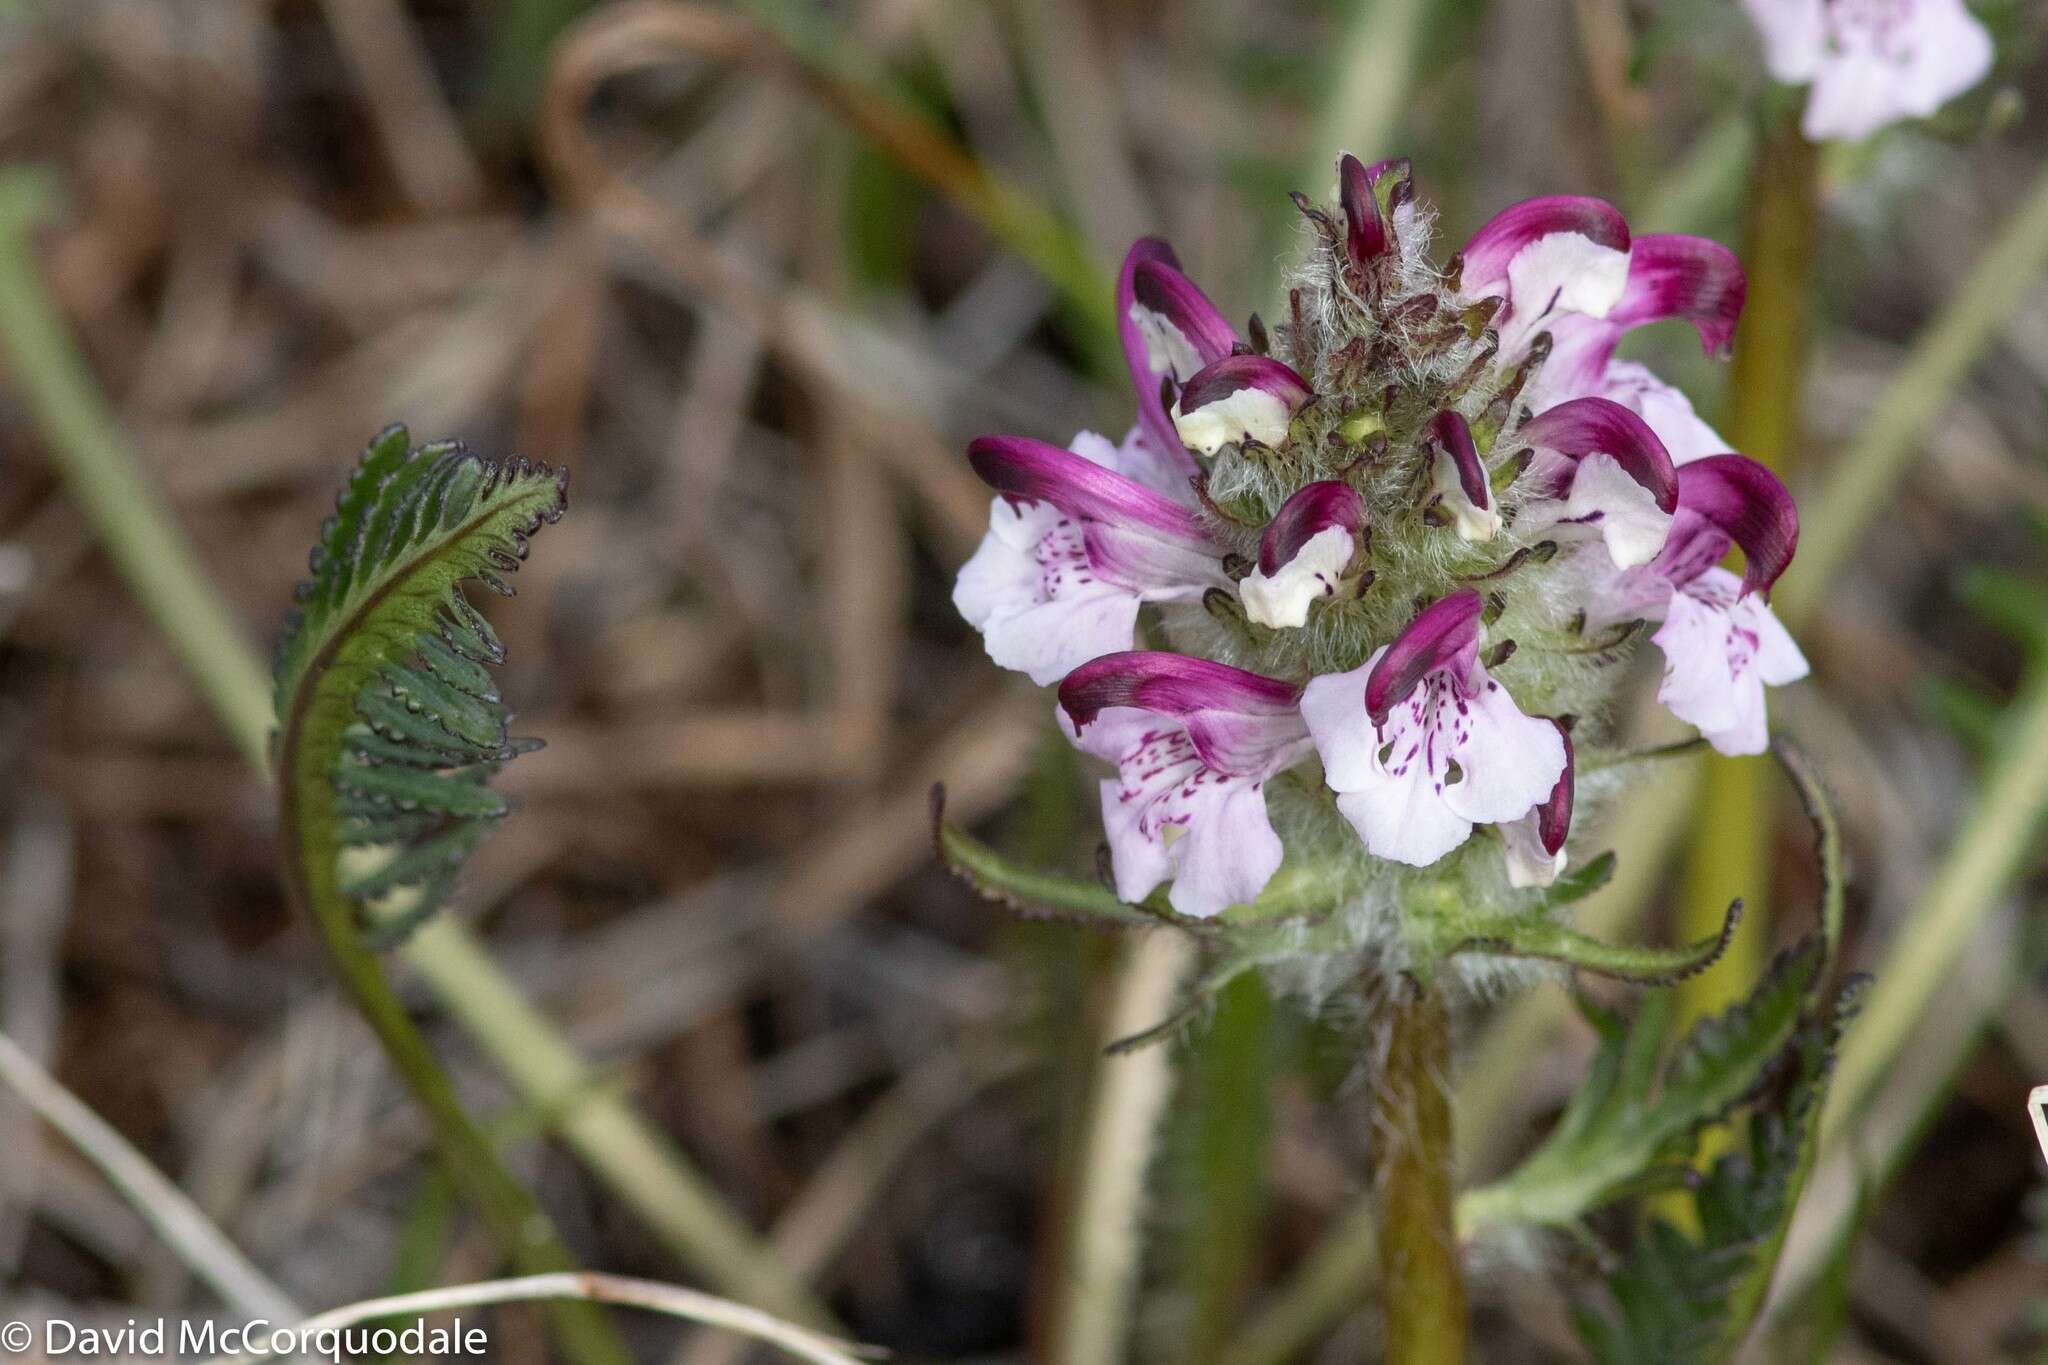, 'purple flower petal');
1430,410,1492,510
1674,455,1799,597
1608,234,1747,359
1174,354,1315,453
1339,153,1388,264
1535,723,1574,856
1364,588,1485,724
1116,240,1235,464
1515,396,1679,513
1060,651,1307,775
968,435,1219,549
1460,195,1631,296
1128,258,1239,367
1258,480,1368,575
